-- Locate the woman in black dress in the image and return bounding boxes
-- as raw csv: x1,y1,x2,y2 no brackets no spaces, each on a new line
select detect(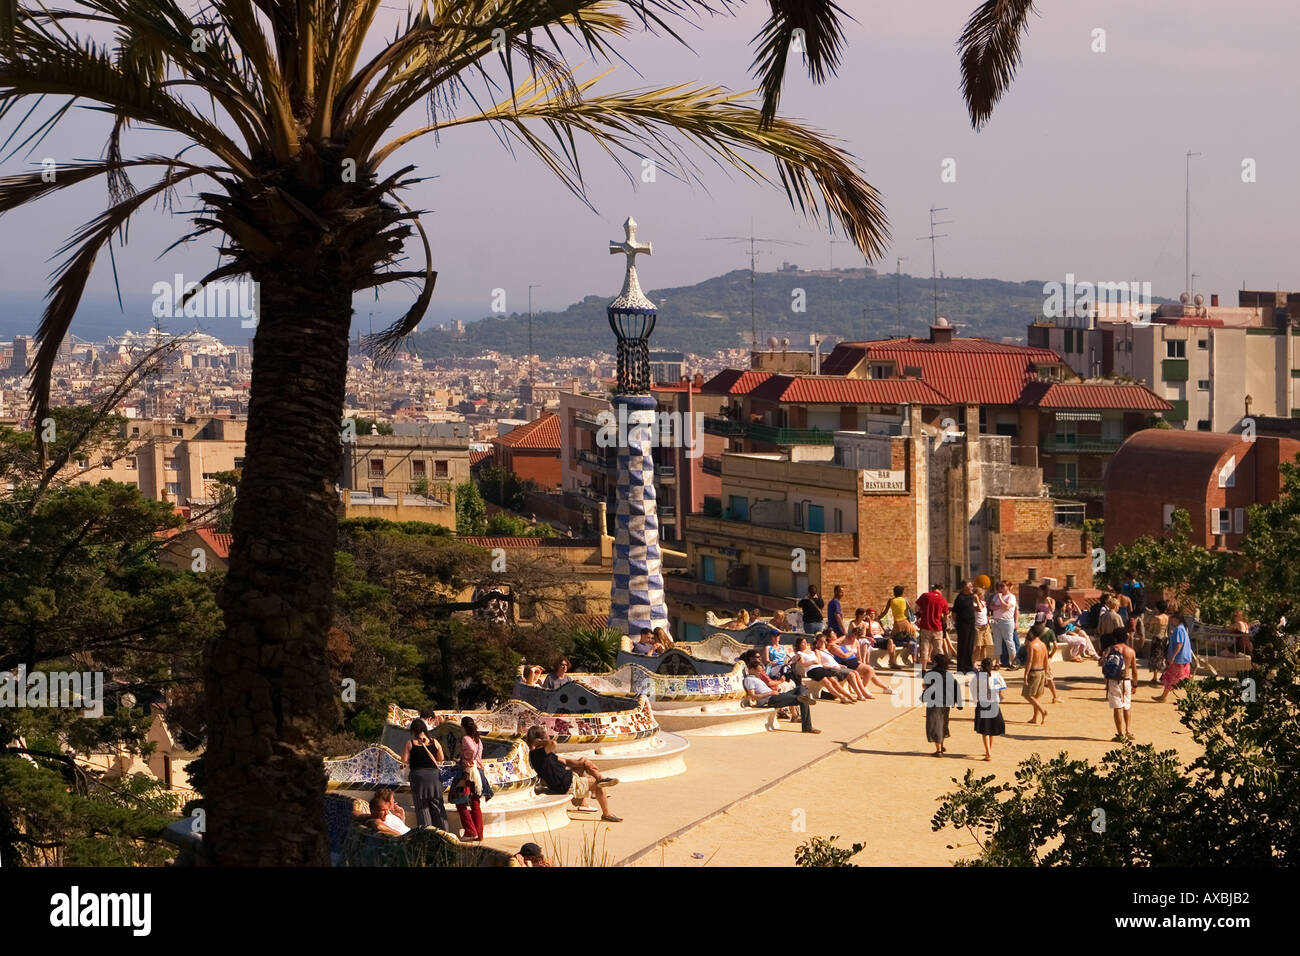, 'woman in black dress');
922,654,963,756
401,718,447,830
953,580,977,673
